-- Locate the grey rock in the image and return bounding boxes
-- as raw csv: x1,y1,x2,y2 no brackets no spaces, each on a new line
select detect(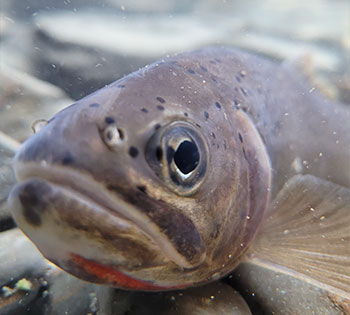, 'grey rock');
0,141,17,228
0,228,99,315
32,10,225,99
230,262,349,315
0,64,71,142
97,282,252,315
0,66,70,228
